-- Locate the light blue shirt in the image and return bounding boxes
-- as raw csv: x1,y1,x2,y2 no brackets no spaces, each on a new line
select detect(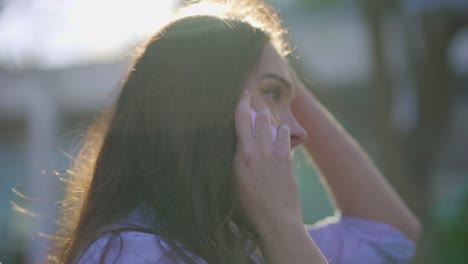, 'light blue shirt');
78,209,415,263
